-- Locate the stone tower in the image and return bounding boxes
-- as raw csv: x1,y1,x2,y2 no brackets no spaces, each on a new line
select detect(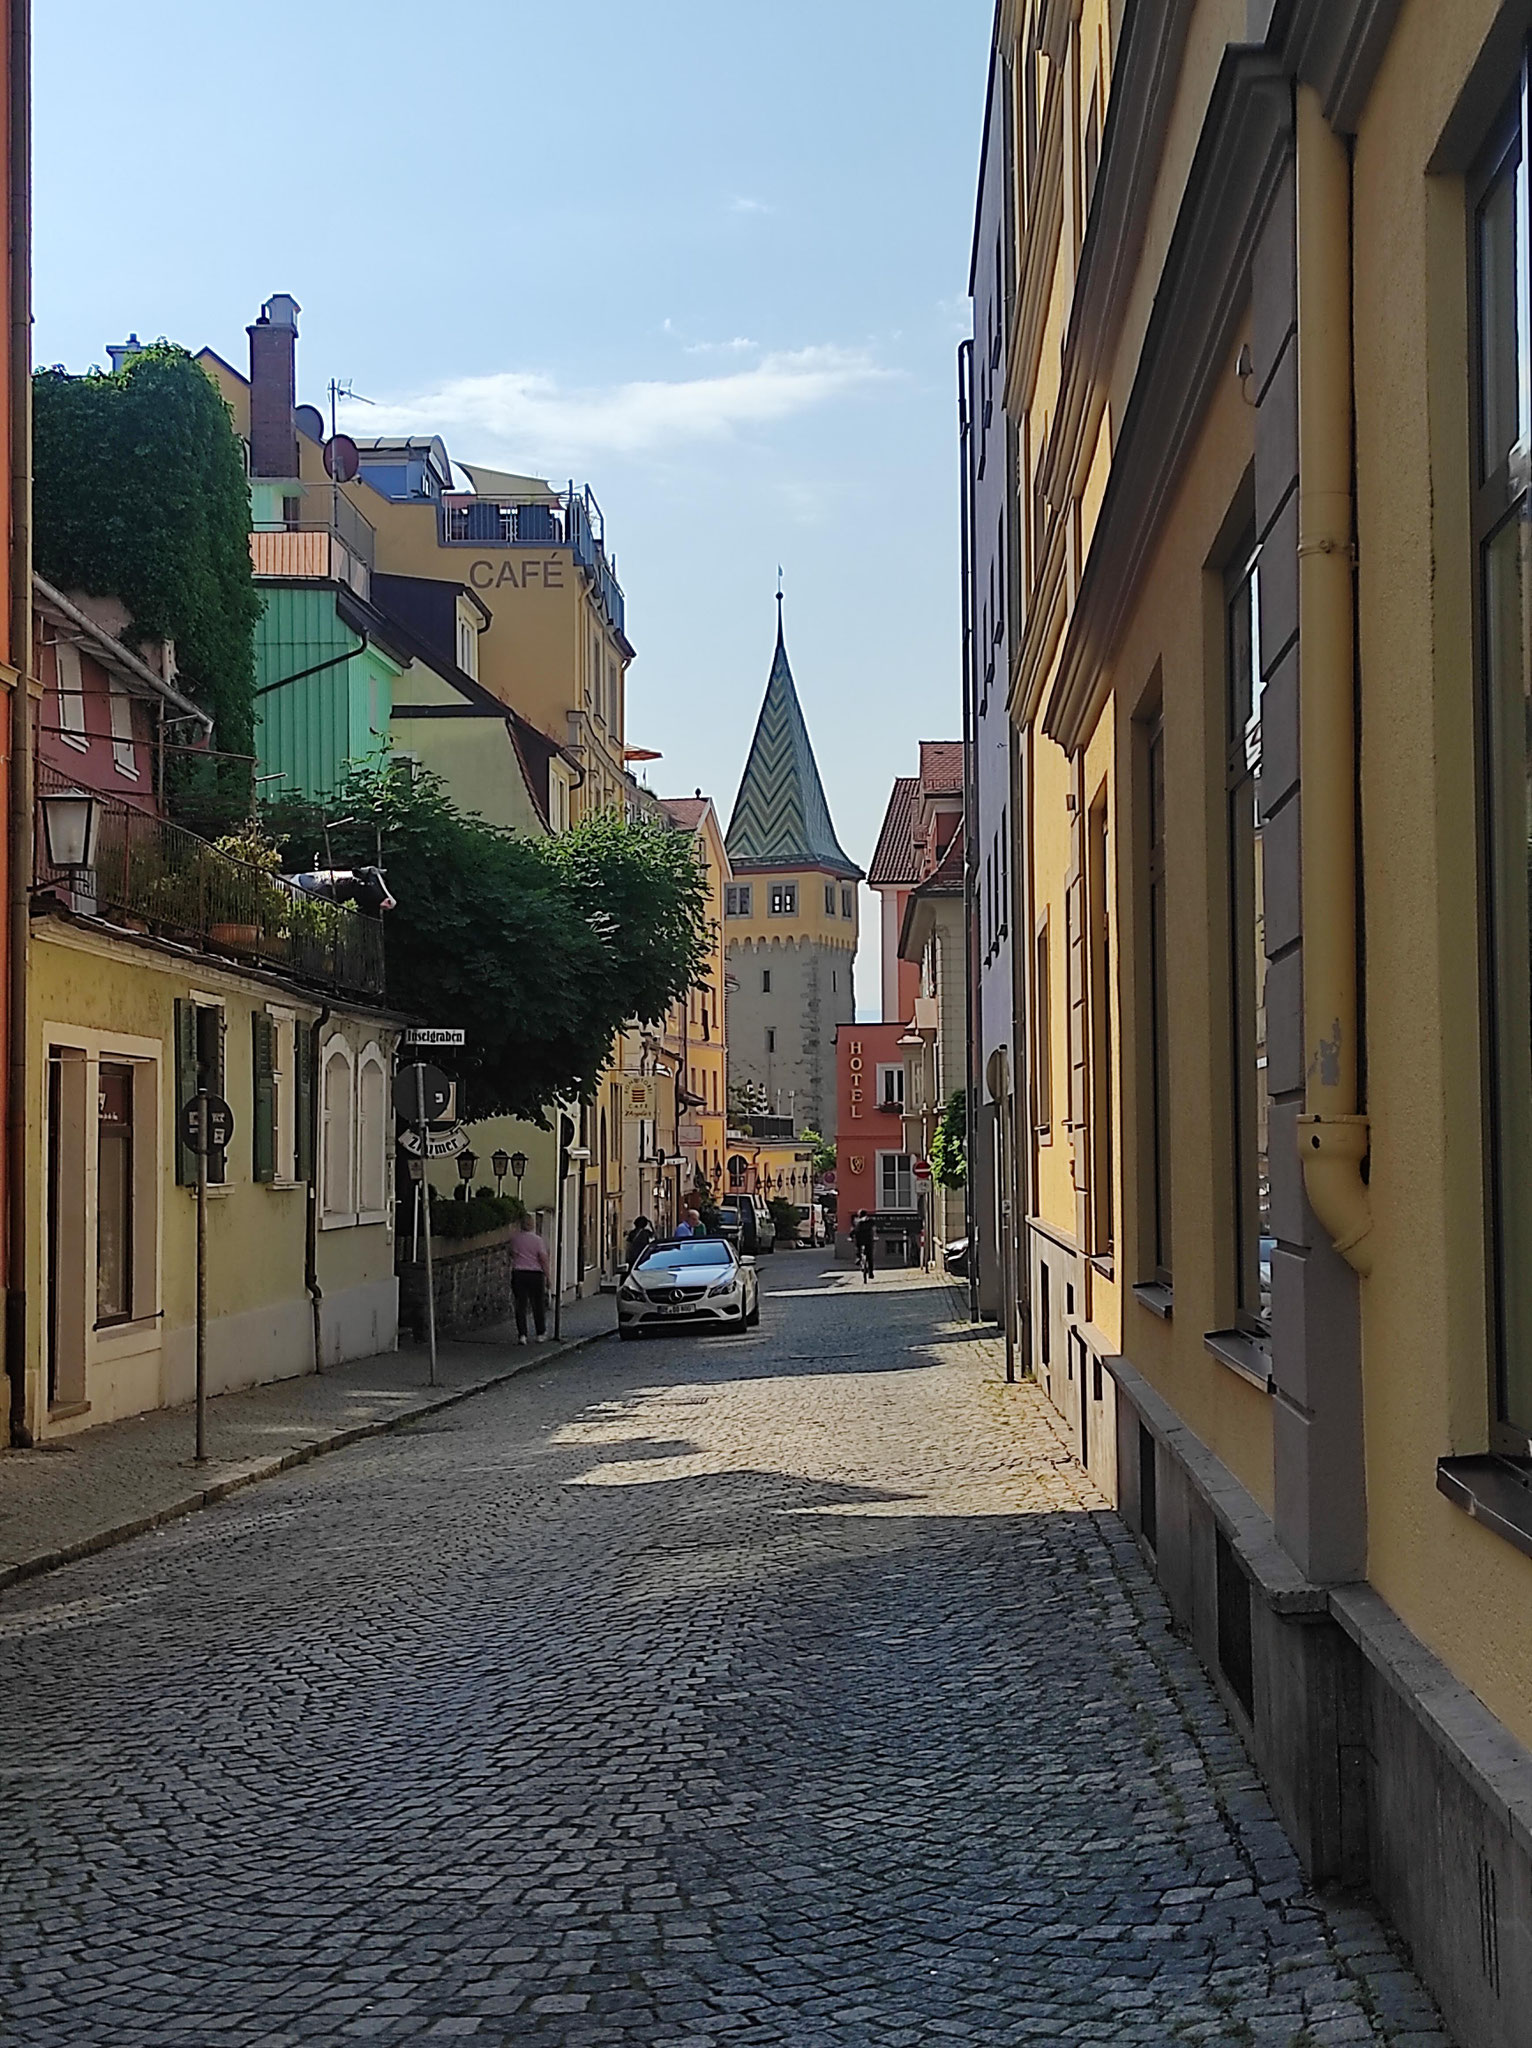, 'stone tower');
724,608,861,1134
